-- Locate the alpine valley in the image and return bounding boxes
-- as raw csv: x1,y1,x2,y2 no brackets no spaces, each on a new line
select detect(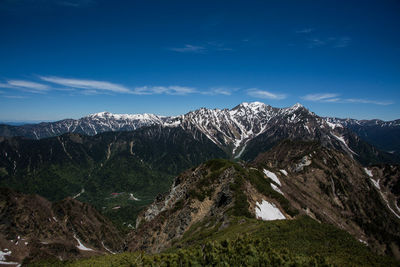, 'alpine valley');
1,102,399,266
